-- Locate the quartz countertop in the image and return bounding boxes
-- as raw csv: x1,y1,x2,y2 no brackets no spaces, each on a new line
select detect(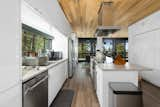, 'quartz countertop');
97,62,152,71
22,58,68,83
